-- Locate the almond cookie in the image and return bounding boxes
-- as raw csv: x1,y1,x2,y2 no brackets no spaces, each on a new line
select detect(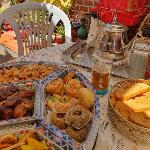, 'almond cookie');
116,82,150,101
115,101,132,120
123,96,150,112
130,112,150,129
